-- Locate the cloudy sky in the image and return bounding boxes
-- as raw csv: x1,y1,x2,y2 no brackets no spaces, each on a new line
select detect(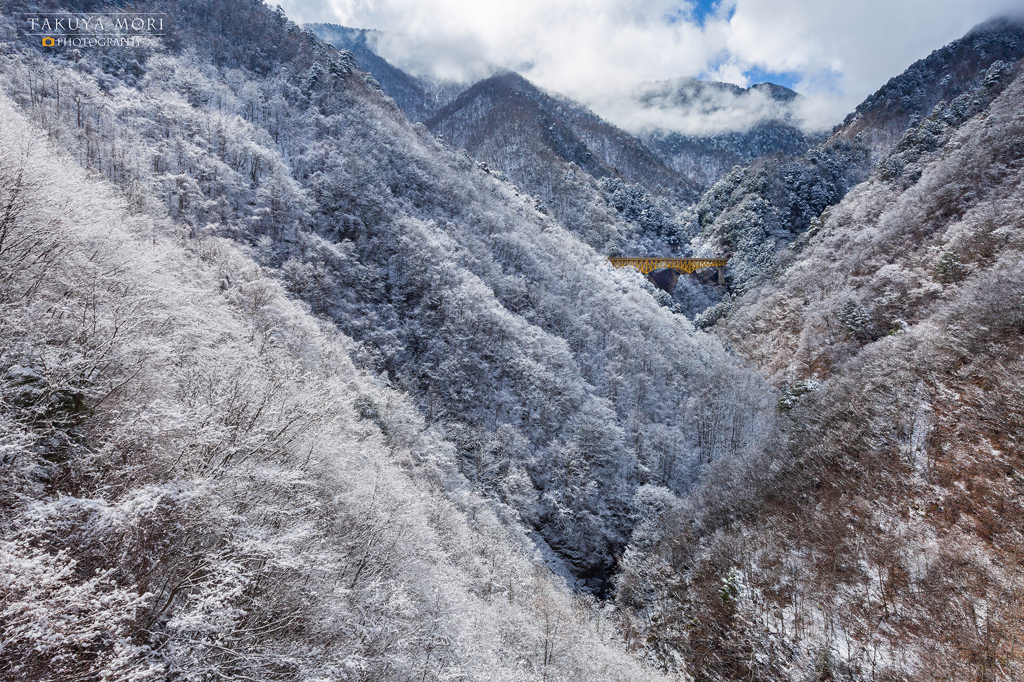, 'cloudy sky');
278,0,1024,132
